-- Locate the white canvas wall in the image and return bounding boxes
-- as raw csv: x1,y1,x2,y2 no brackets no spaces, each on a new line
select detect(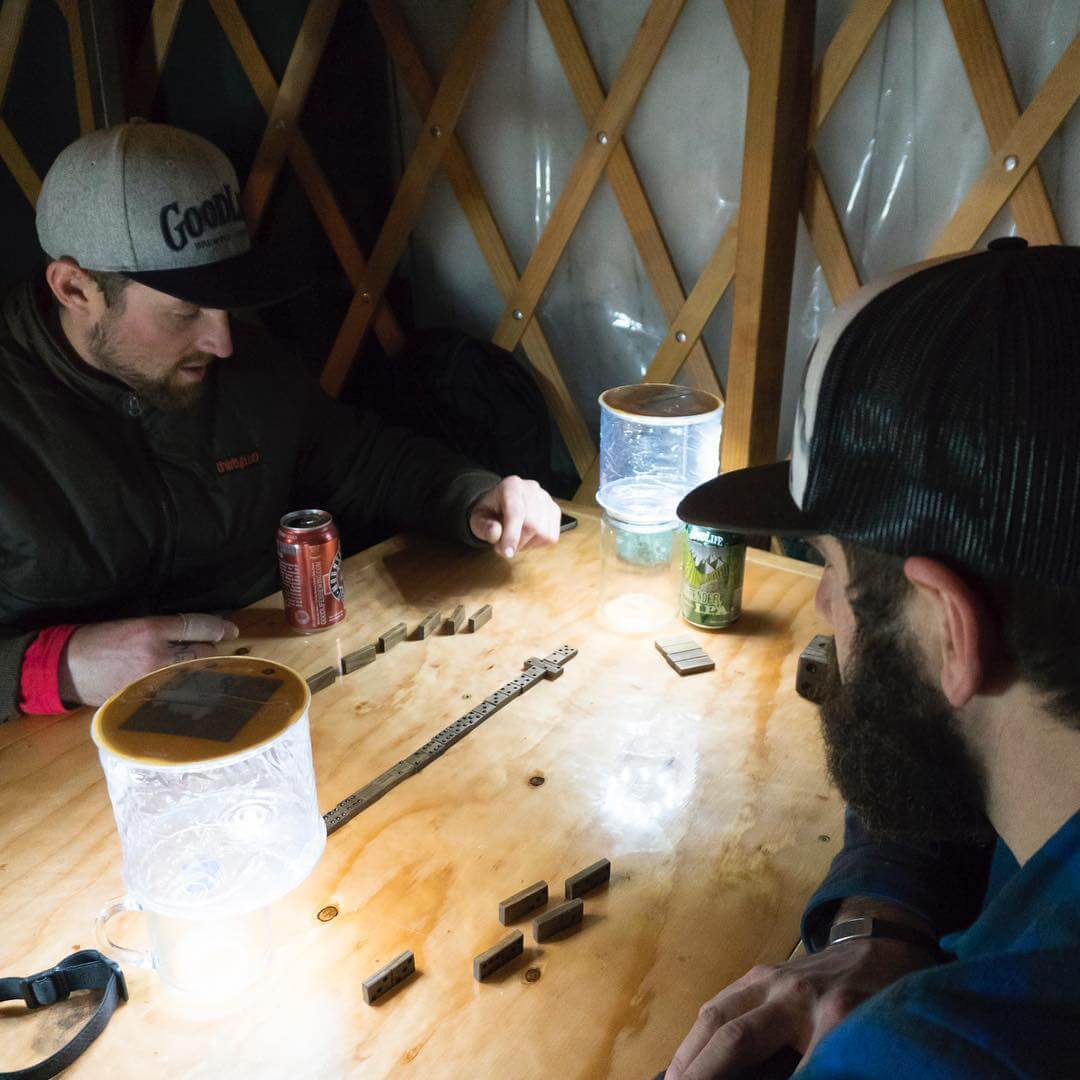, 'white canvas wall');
389,0,1080,461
